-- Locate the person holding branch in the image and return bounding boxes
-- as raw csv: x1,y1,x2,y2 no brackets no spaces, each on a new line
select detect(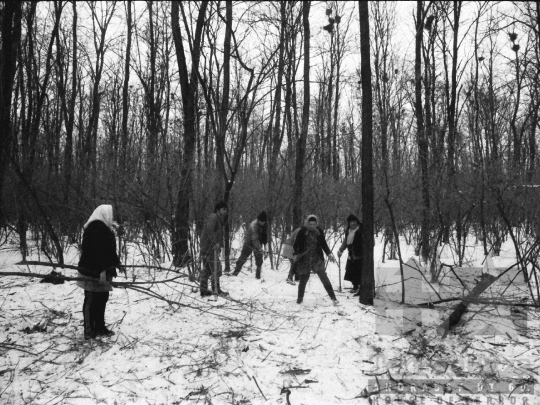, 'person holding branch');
292,214,339,305
337,214,363,296
232,211,268,279
77,204,121,340
199,201,229,297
